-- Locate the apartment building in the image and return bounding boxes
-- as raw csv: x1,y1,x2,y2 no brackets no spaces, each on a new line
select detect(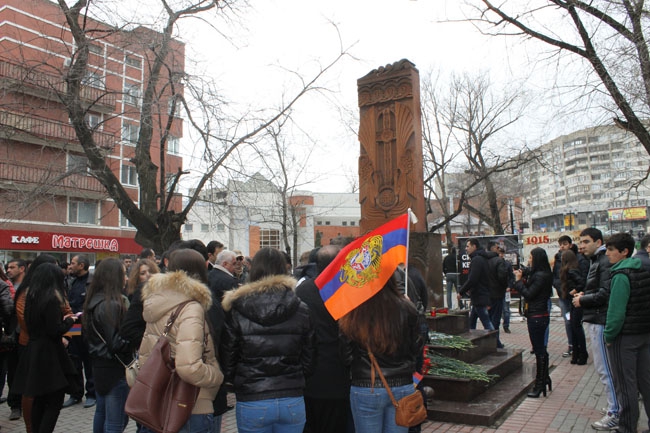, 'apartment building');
520,125,650,233
0,0,184,264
